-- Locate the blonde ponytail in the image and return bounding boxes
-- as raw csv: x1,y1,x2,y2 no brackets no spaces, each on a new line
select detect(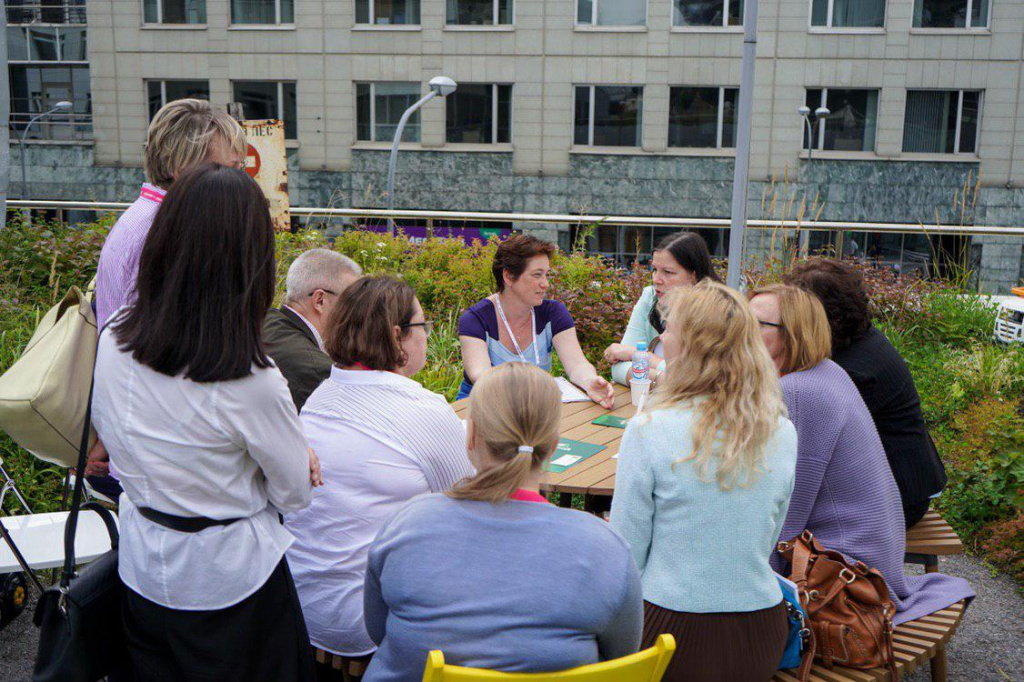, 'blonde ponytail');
448,363,561,503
